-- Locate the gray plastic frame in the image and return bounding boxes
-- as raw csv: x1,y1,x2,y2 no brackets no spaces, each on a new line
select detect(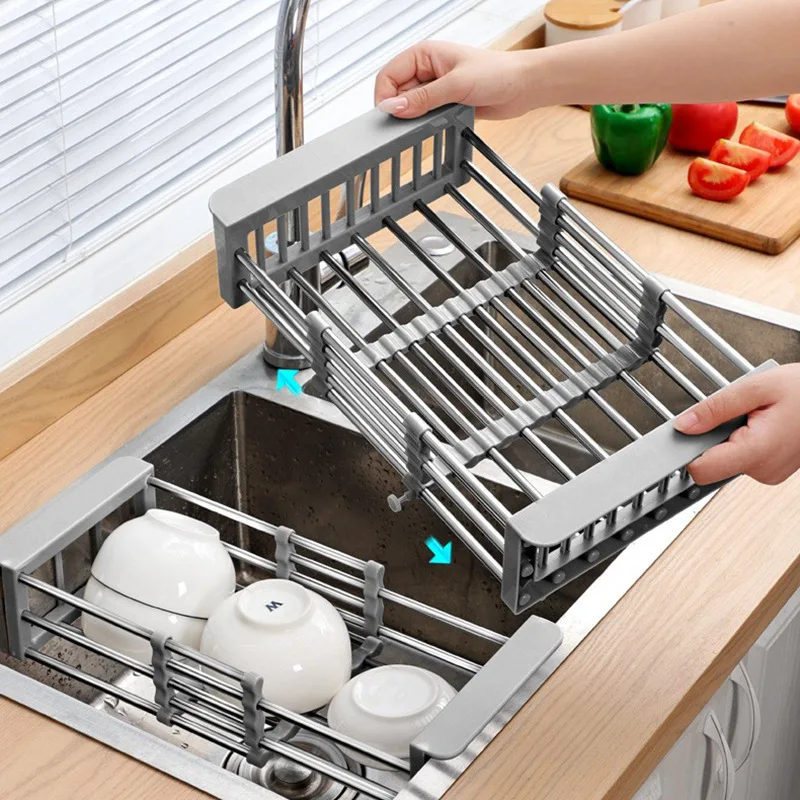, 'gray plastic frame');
0,457,563,779
209,104,475,307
